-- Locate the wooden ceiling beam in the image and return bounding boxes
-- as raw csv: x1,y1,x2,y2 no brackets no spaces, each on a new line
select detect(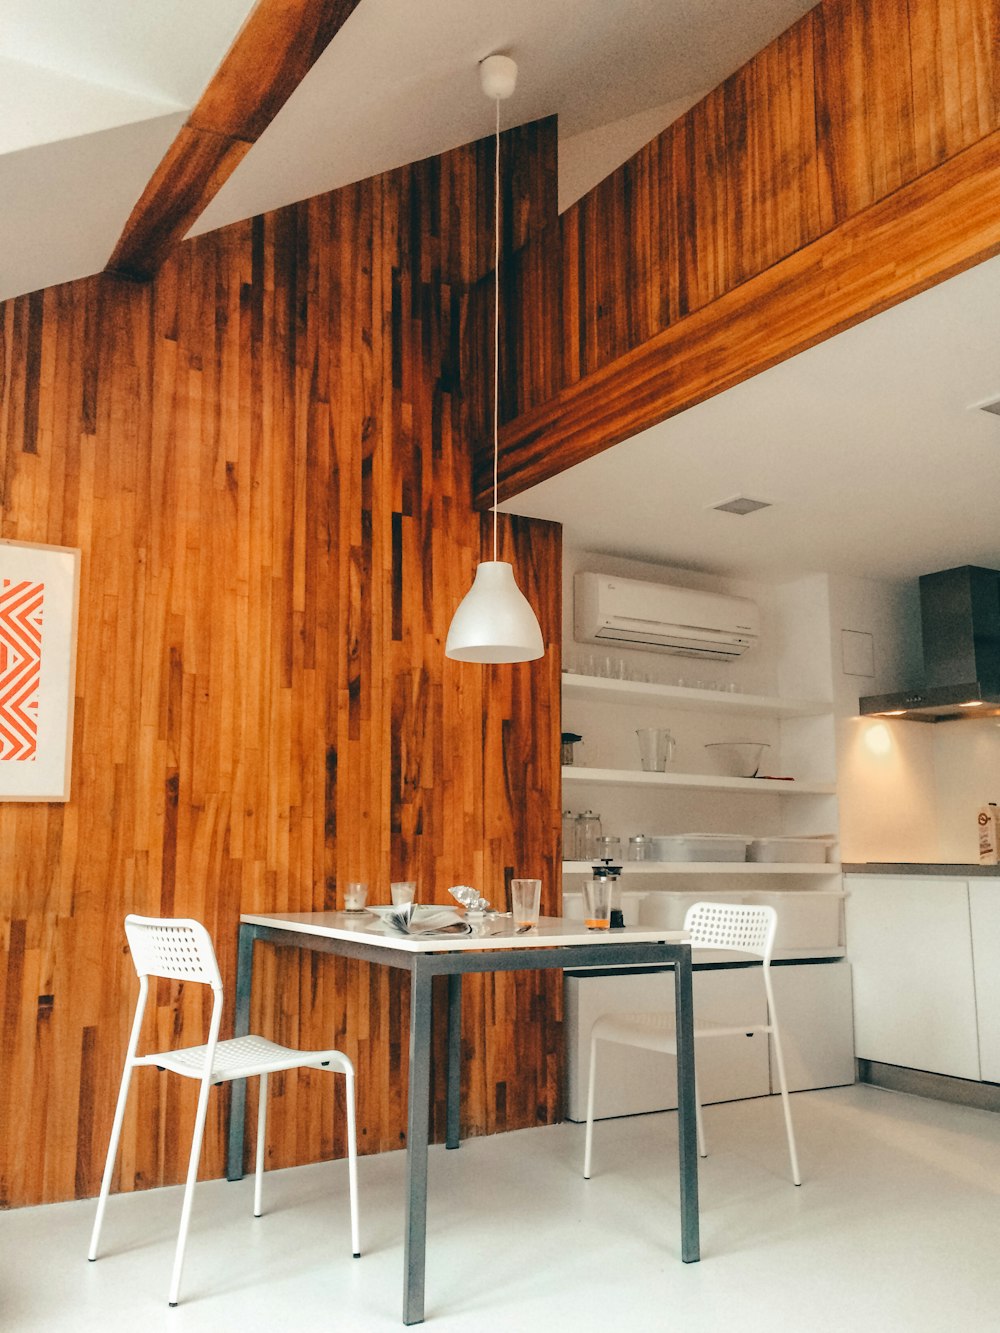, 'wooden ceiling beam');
106,0,363,281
